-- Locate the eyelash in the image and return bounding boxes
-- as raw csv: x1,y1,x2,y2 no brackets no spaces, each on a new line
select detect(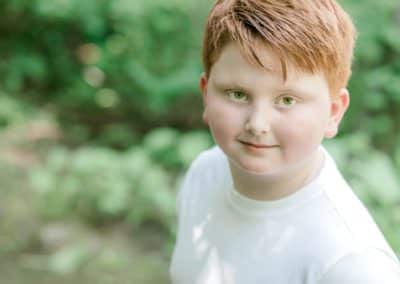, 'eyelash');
225,90,298,107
